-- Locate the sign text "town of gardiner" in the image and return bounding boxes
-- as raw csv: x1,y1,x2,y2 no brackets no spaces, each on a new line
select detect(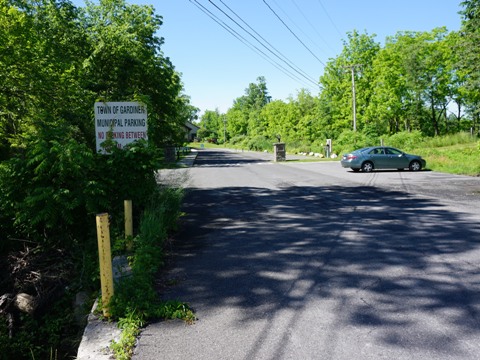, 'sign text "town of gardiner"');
96,104,147,115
